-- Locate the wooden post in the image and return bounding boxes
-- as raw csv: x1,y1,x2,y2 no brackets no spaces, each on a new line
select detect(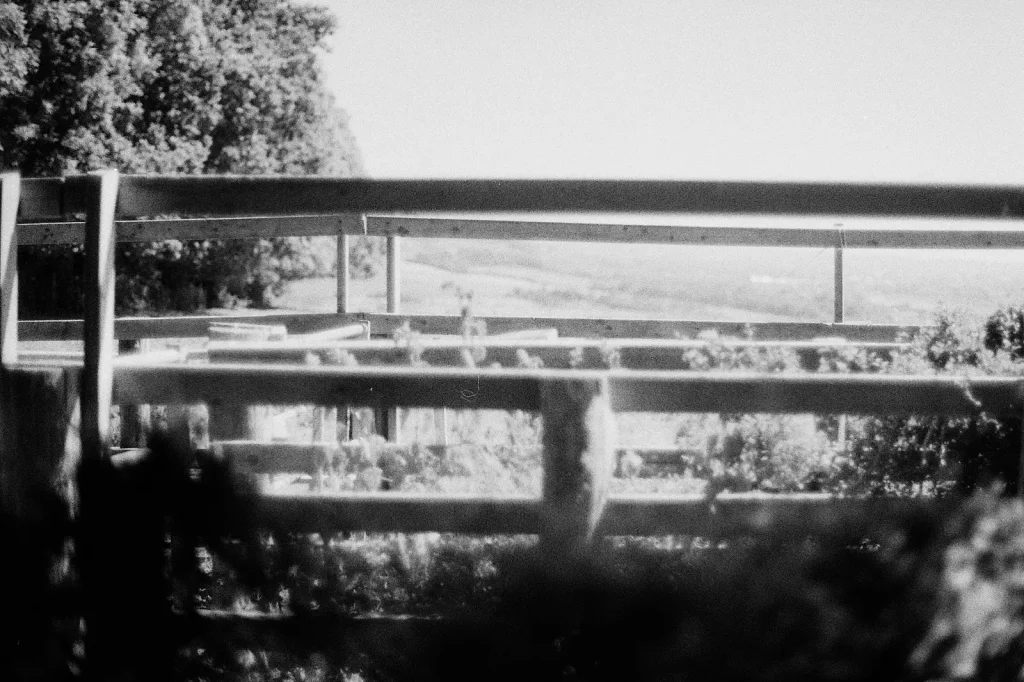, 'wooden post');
1,171,19,367
312,404,337,443
337,216,358,314
81,170,119,460
78,170,123,679
539,377,615,560
207,325,276,444
118,339,151,447
384,234,402,441
0,366,81,680
76,170,173,680
322,216,361,447
0,366,82,522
